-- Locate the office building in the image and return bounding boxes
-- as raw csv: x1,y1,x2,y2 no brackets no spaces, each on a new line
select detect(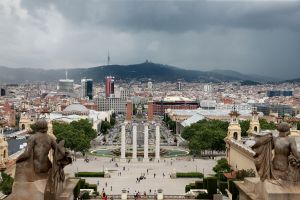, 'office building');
105,76,115,98
81,79,93,100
